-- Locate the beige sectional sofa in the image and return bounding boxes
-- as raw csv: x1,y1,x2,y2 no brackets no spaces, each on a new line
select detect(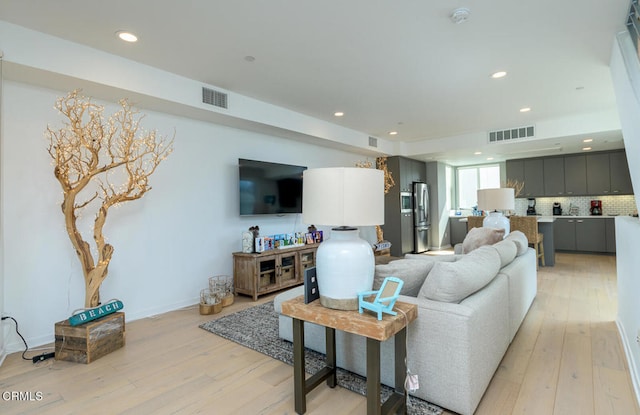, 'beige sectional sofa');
273,231,537,415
